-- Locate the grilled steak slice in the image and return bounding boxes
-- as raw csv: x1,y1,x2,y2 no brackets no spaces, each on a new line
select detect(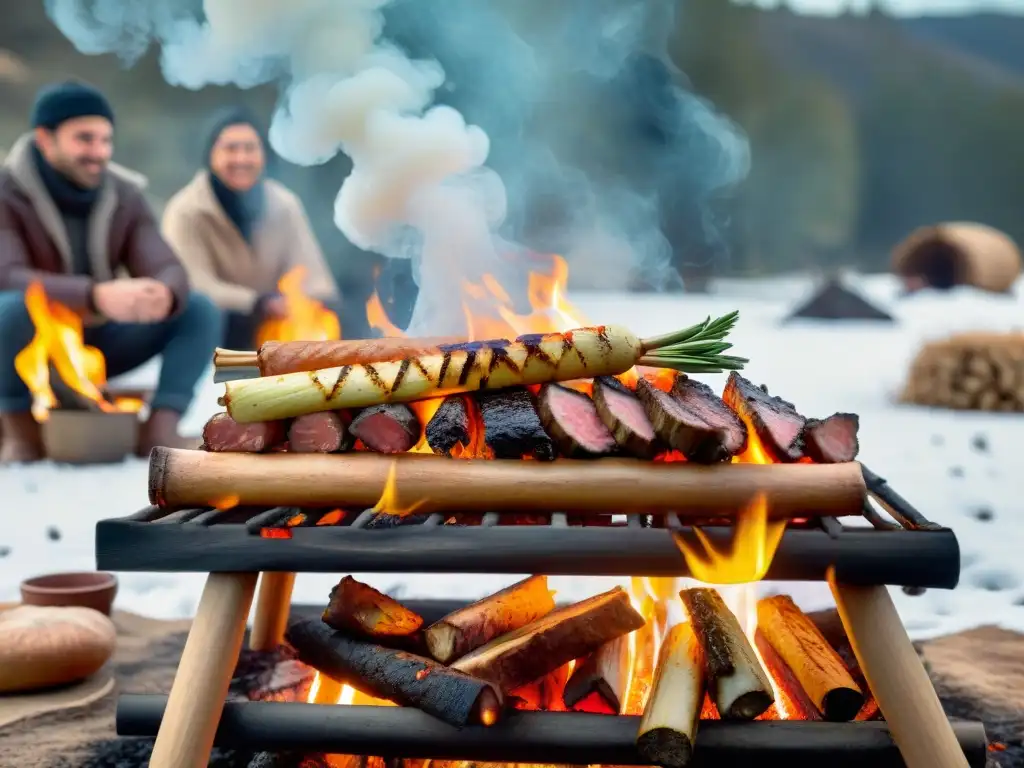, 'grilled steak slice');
801,413,860,463
475,387,556,461
202,412,286,453
426,395,473,456
591,376,660,459
634,378,724,457
537,383,617,458
722,373,806,462
288,411,351,453
669,376,748,463
349,404,421,454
